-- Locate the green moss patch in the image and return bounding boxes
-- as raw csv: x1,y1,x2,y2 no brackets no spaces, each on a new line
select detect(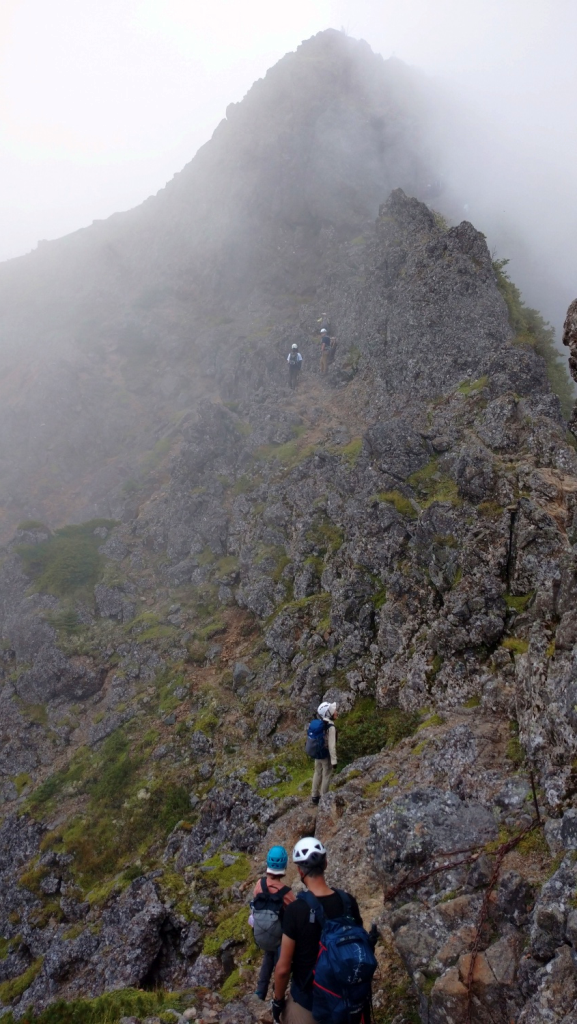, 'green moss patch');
337,699,420,770
506,737,525,767
502,637,529,655
26,746,92,817
30,731,190,895
375,491,417,518
220,968,242,1003
340,437,363,465
457,376,488,396
17,520,49,532
306,517,344,556
494,259,574,419
408,459,460,507
505,592,534,613
0,957,43,1005
417,713,445,730
200,853,251,888
0,987,185,1023
463,695,481,708
255,438,316,470
16,519,117,597
202,906,251,956
477,500,504,518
